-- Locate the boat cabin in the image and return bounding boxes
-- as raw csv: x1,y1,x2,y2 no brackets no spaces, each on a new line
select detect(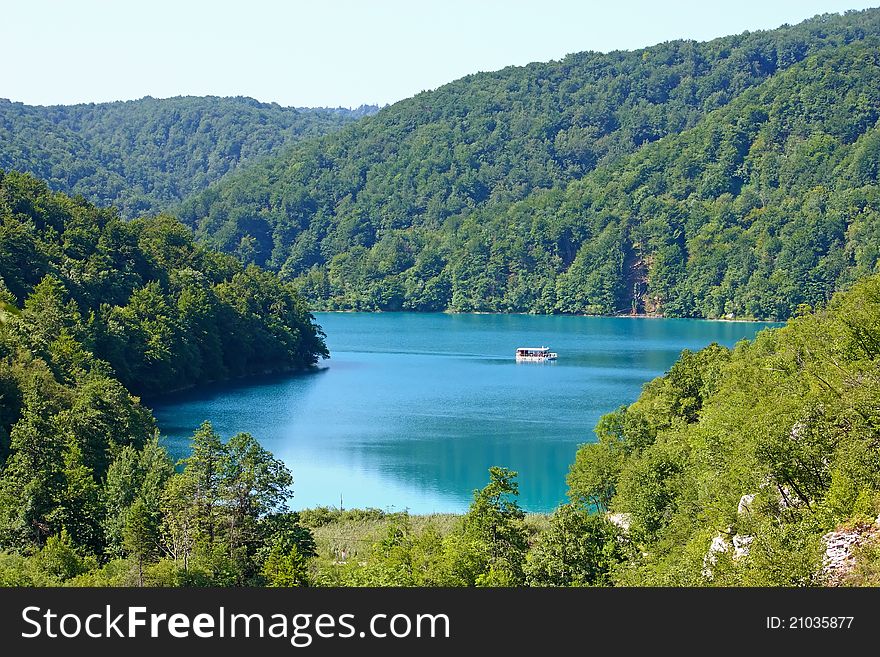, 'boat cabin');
515,346,558,361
